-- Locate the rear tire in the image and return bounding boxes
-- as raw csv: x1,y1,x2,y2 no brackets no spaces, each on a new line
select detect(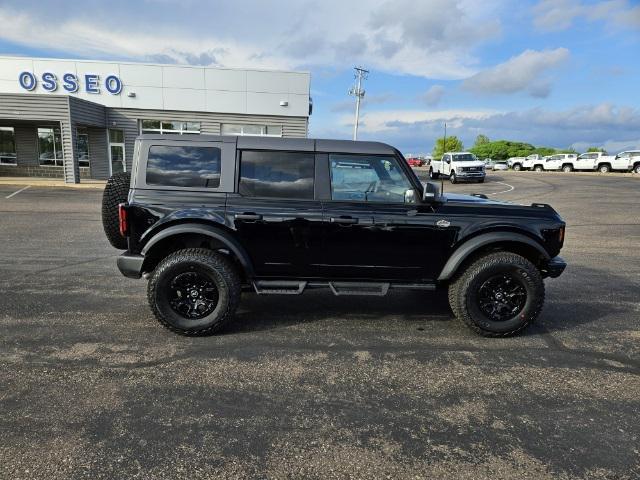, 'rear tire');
101,172,131,249
634,164,640,174
448,252,544,337
147,248,241,336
